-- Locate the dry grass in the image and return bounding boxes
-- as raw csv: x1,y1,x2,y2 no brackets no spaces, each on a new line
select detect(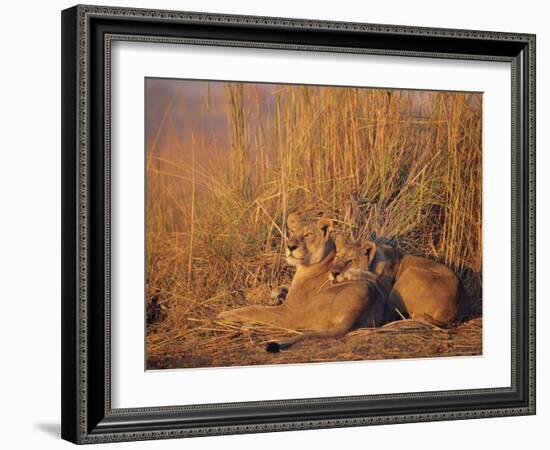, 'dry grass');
145,81,482,369
147,318,483,369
